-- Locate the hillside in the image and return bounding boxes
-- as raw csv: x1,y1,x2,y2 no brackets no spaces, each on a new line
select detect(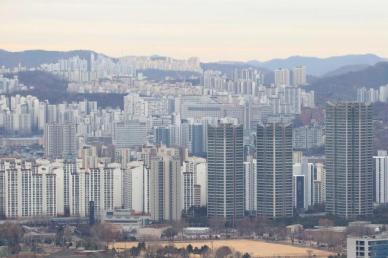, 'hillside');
322,64,370,78
0,49,98,68
248,54,385,76
5,71,124,108
307,62,388,105
1,49,386,79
